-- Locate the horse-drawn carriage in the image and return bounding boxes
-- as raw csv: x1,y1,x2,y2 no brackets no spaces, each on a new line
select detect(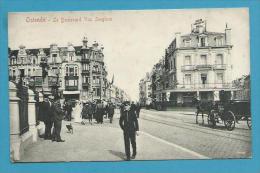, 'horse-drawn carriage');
195,91,251,131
